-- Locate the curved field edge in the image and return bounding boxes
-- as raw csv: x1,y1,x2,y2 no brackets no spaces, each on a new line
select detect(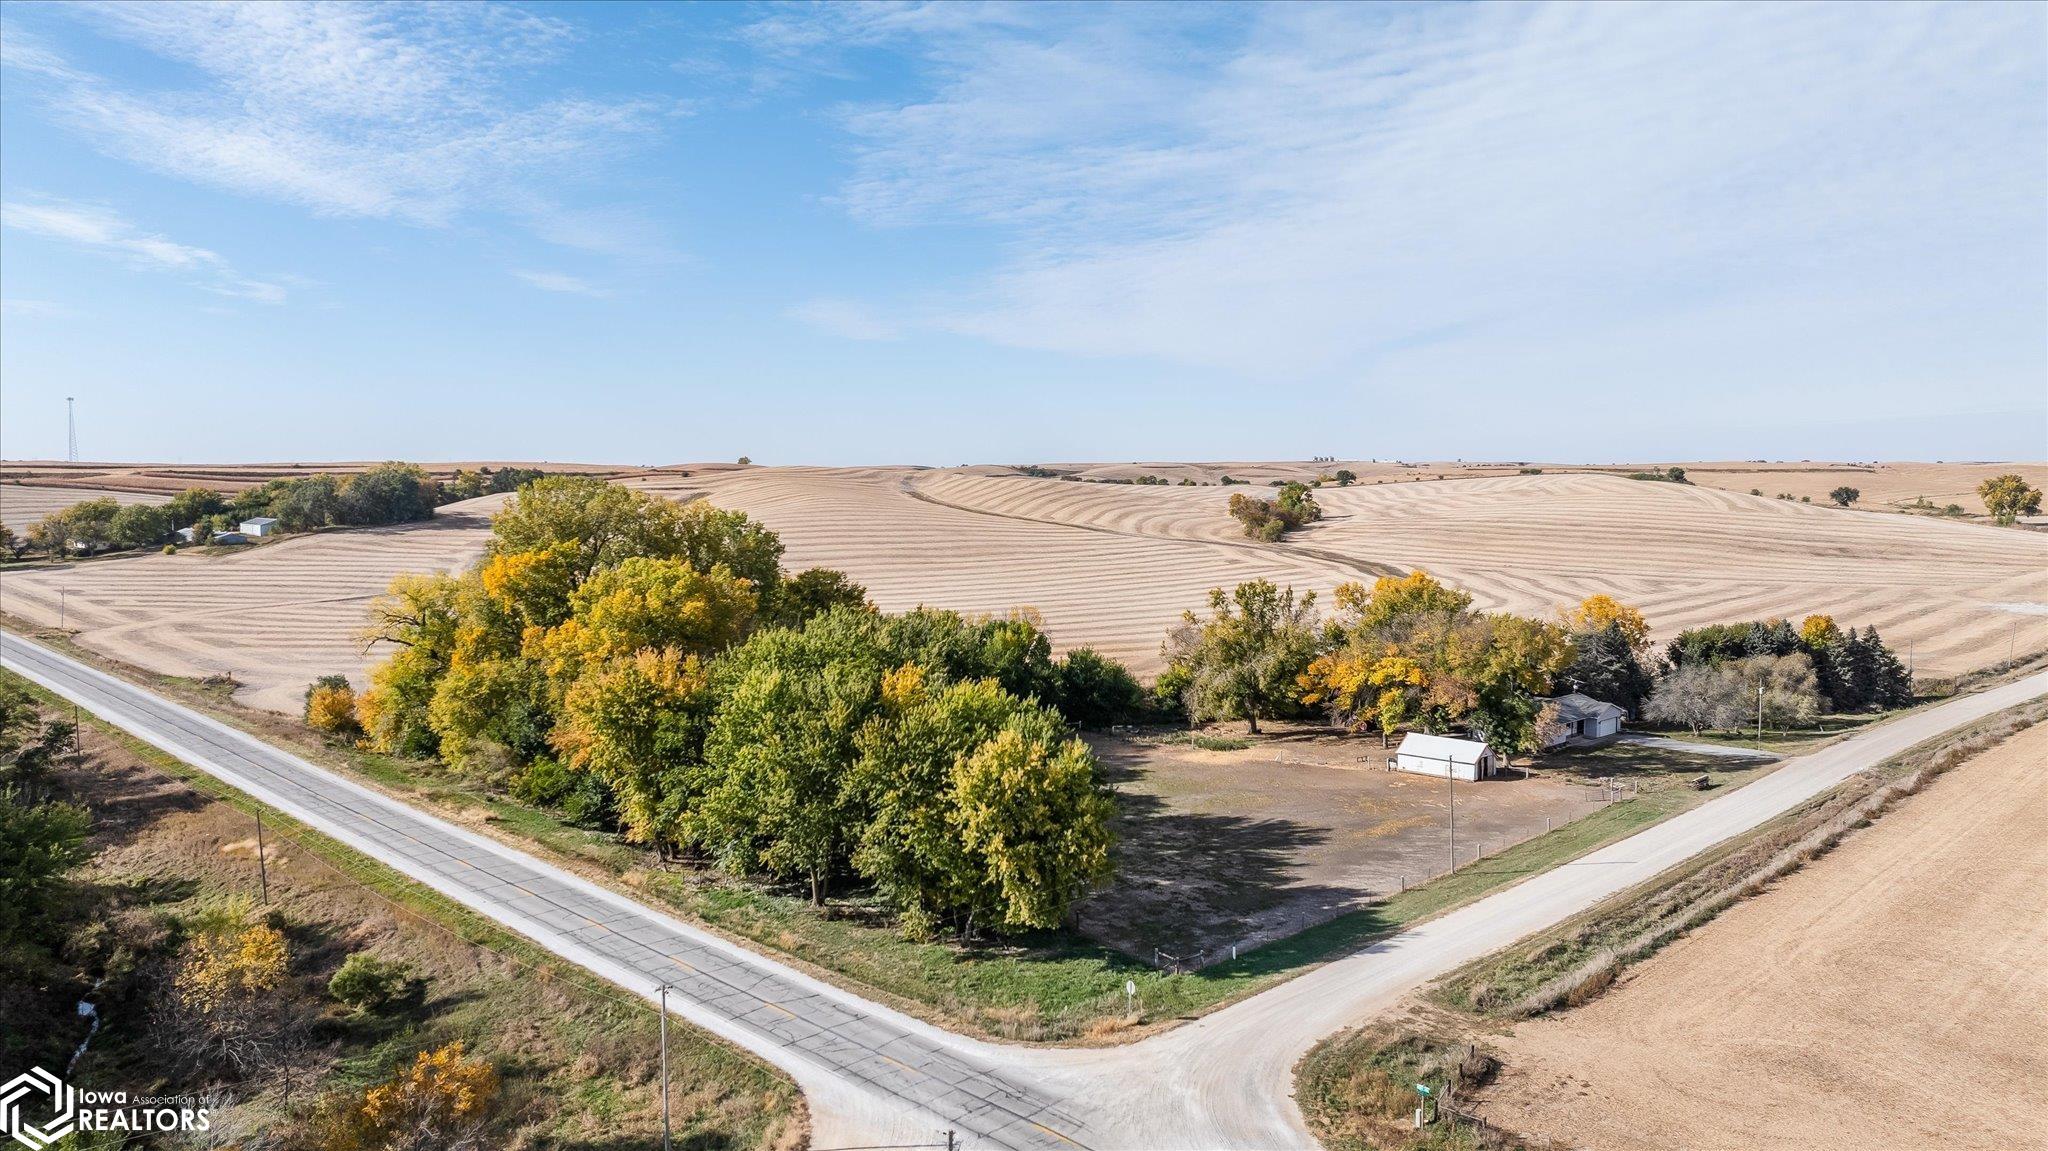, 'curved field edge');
1288,694,2048,1151
21,615,2010,1050
0,665,808,1151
